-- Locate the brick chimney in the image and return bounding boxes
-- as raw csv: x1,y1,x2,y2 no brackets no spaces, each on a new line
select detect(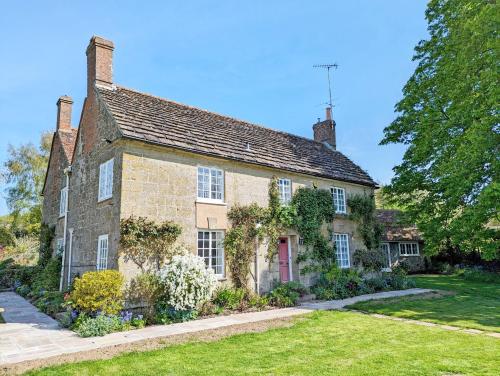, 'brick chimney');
313,107,336,149
86,36,114,94
56,96,73,130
